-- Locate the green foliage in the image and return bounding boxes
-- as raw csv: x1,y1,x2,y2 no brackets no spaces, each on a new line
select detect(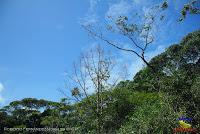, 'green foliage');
179,0,200,21
118,93,179,134
0,30,200,133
